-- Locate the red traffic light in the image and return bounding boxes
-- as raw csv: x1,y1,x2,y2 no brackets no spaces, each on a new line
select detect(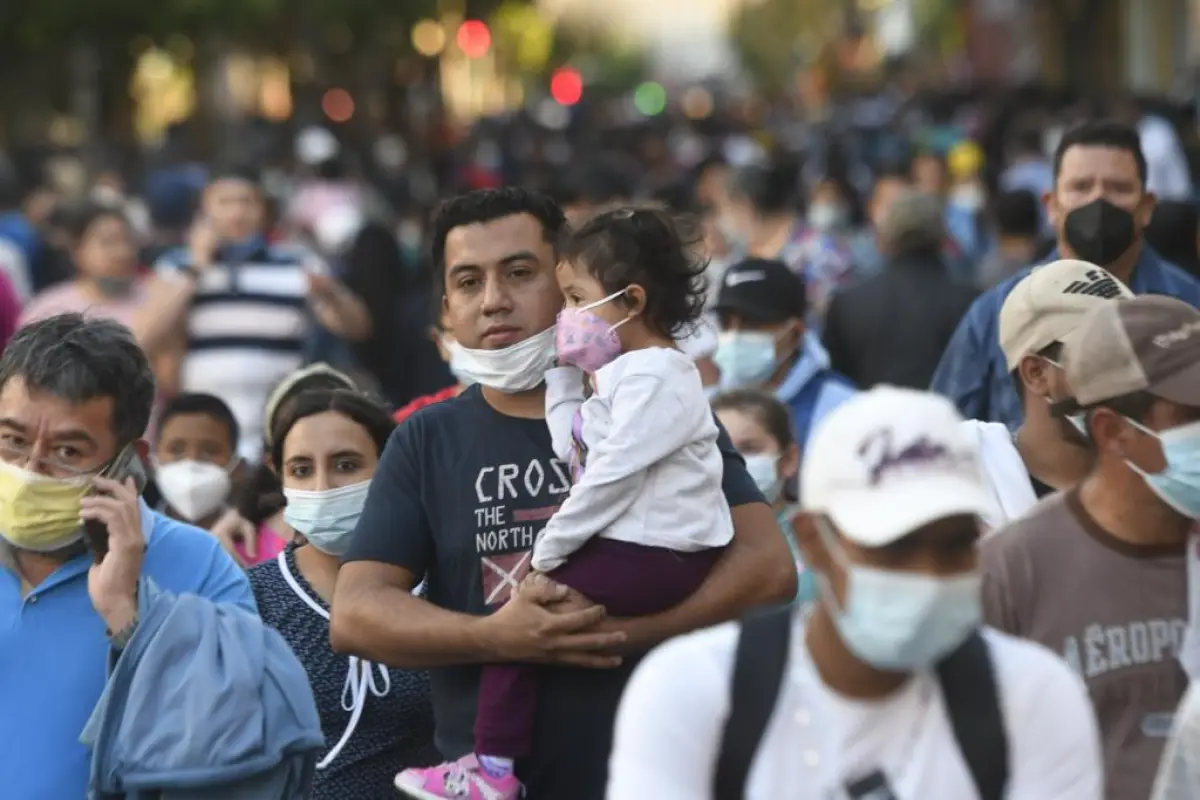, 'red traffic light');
550,68,583,106
457,20,491,59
